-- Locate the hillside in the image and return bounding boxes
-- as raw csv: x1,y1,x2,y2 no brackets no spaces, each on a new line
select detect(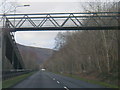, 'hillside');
17,44,54,70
